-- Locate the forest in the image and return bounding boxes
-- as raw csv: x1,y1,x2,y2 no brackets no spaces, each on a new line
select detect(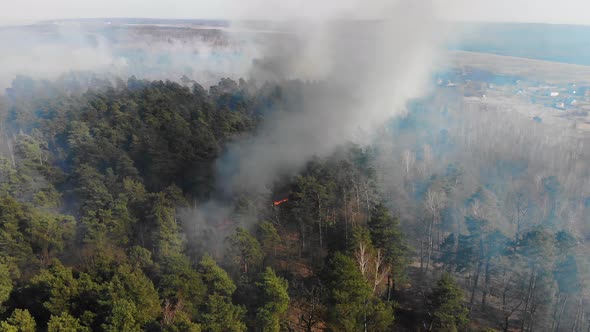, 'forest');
0,74,588,332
